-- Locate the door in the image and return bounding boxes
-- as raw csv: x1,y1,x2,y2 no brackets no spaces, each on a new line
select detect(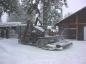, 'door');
84,26,86,40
